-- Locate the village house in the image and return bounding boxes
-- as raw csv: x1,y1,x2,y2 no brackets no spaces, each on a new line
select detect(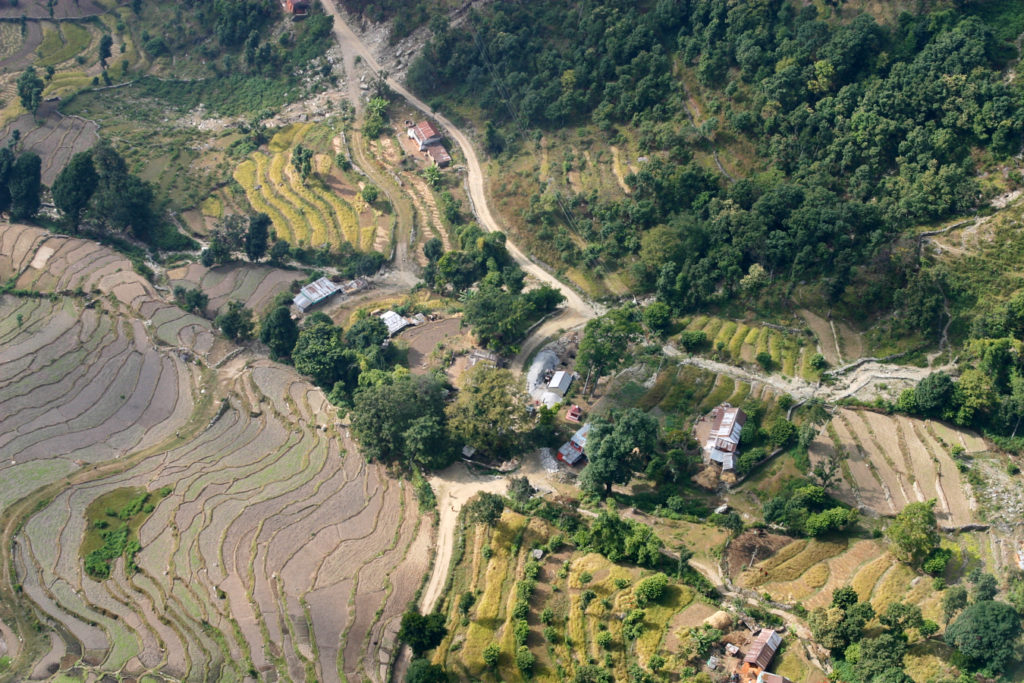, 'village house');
293,277,340,313
284,0,309,18
380,310,411,336
704,403,746,471
425,144,452,167
408,120,442,150
737,629,785,682
557,422,590,466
